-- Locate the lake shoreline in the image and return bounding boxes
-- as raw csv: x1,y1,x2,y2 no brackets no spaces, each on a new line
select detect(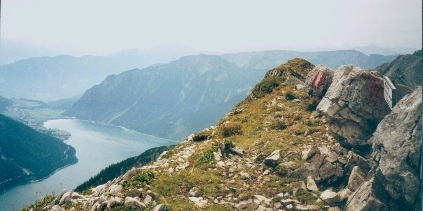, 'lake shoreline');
0,118,177,210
